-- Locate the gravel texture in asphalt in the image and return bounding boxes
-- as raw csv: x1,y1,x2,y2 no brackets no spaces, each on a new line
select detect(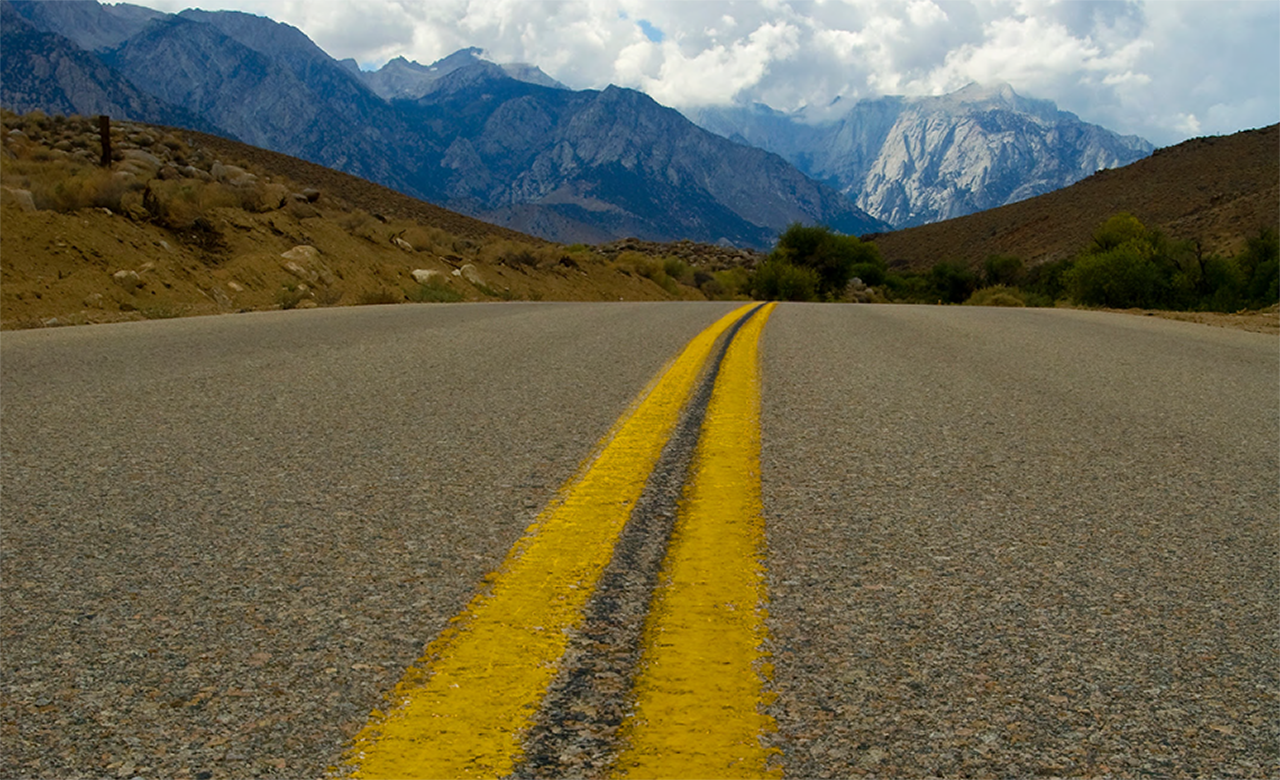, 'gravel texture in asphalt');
760,304,1278,779
2,302,1276,779
0,302,738,779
